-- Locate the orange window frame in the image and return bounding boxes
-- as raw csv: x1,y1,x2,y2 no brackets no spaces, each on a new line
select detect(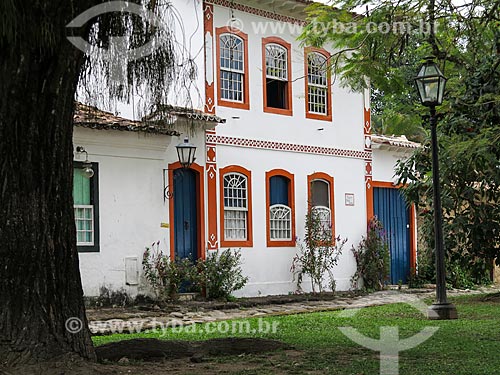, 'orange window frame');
262,37,293,116
304,47,332,121
307,172,335,237
266,169,296,247
219,165,253,247
216,27,250,110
